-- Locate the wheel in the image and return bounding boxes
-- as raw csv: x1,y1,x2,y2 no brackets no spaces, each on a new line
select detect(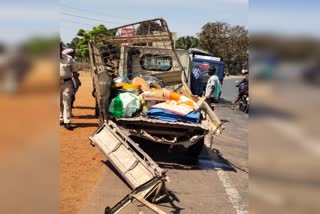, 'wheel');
105,207,112,214
239,102,244,111
186,139,204,158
